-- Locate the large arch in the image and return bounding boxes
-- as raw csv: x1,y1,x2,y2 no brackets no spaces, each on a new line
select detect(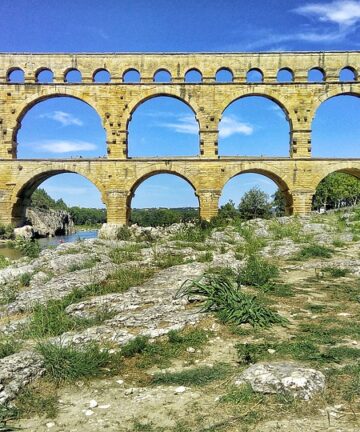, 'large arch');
312,166,360,191
11,168,107,226
218,94,291,157
127,95,200,157
311,93,360,158
220,168,293,214
127,170,199,224
14,93,107,159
